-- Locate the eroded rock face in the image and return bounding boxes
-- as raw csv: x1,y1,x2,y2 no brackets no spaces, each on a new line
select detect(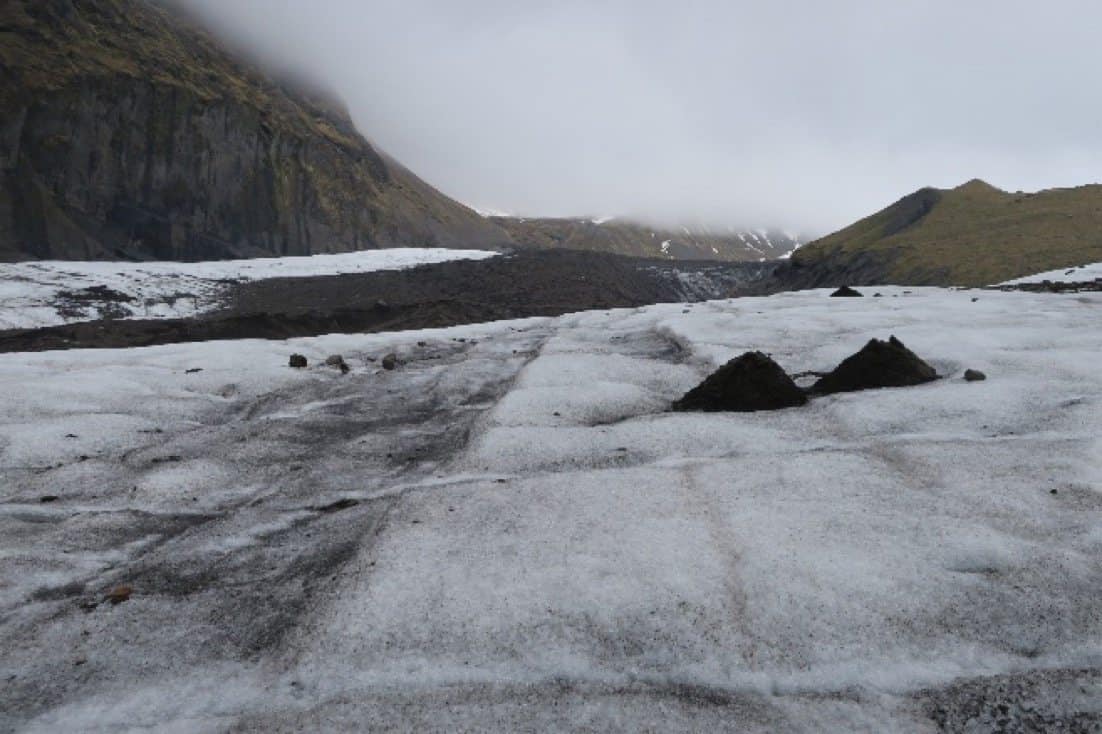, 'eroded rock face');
811,336,937,395
673,351,808,412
